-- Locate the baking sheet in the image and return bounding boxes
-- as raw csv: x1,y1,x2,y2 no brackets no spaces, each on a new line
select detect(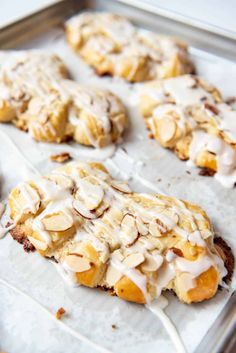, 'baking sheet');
0,23,236,353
